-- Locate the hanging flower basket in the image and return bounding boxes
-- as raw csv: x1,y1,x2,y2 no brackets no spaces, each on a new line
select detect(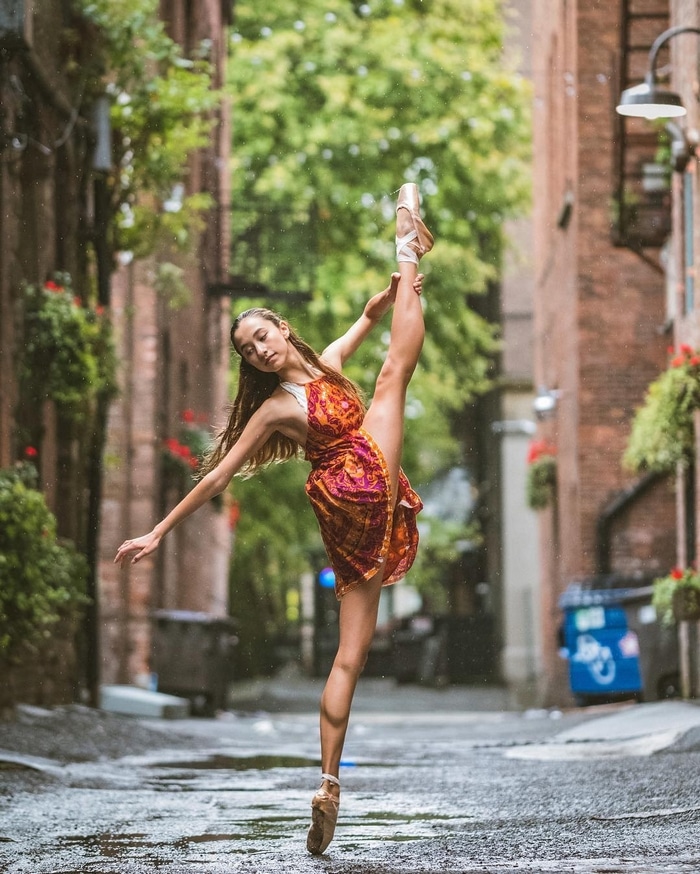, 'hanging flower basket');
162,410,212,482
625,345,700,474
672,586,700,623
20,274,116,421
526,440,557,510
652,567,700,625
161,409,222,510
